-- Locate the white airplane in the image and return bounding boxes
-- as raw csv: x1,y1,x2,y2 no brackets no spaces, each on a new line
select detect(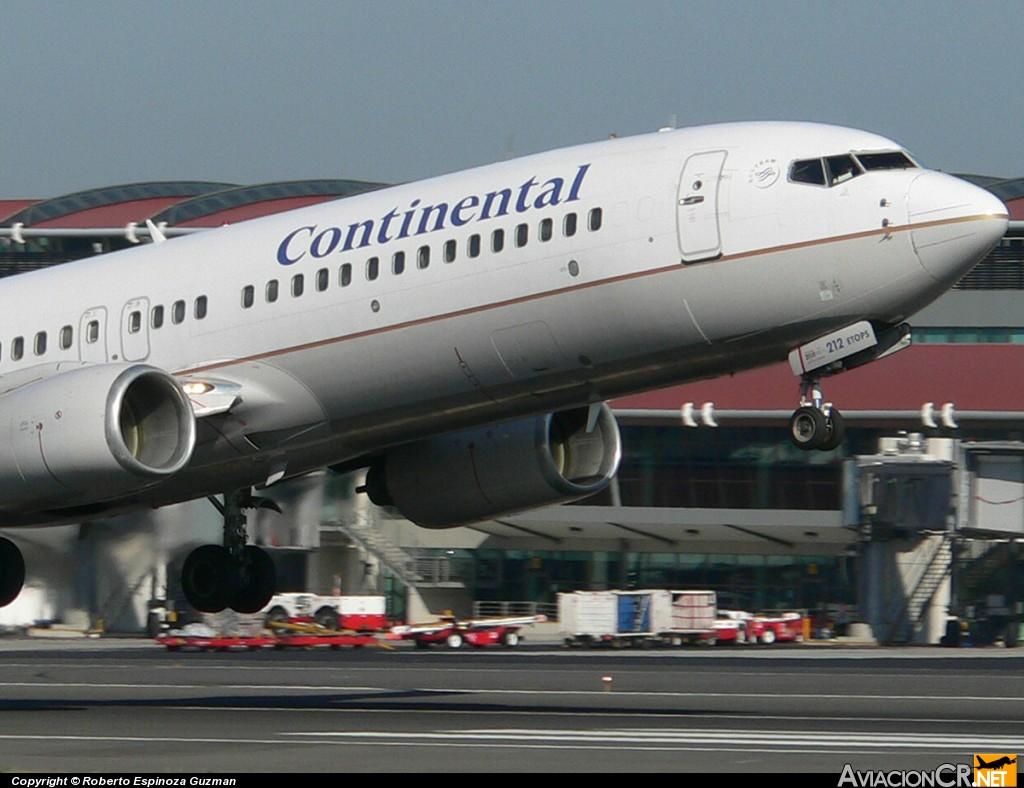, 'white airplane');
0,121,1007,614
